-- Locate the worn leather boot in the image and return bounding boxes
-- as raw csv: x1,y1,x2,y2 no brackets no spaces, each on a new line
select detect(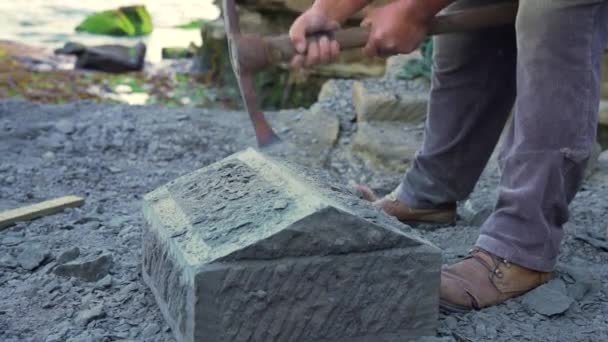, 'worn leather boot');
354,184,456,225
440,248,553,312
